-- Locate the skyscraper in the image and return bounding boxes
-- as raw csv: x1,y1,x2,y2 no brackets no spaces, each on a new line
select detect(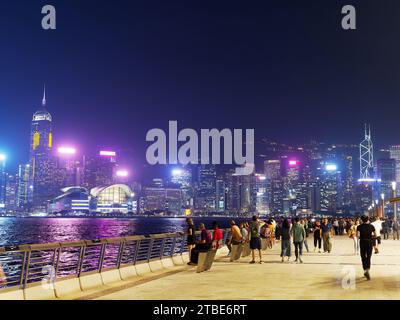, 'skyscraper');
16,164,30,211
0,155,6,211
29,87,55,210
389,145,400,184
195,165,217,212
